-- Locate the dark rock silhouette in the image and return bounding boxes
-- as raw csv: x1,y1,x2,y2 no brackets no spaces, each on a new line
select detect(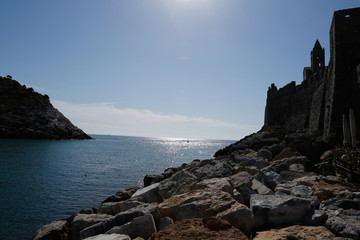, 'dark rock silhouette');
0,75,91,140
